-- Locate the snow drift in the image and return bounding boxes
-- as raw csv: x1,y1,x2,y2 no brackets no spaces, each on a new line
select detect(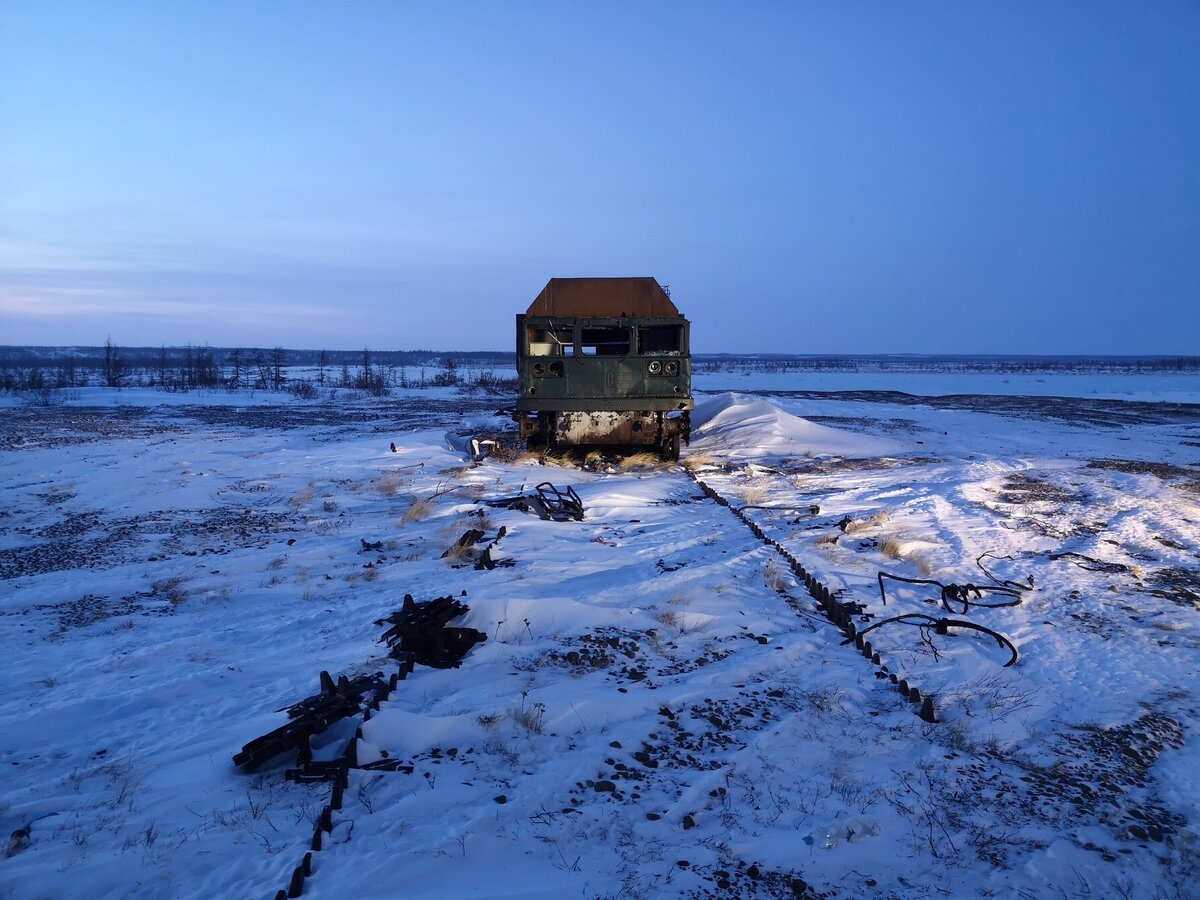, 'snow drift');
689,392,903,459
